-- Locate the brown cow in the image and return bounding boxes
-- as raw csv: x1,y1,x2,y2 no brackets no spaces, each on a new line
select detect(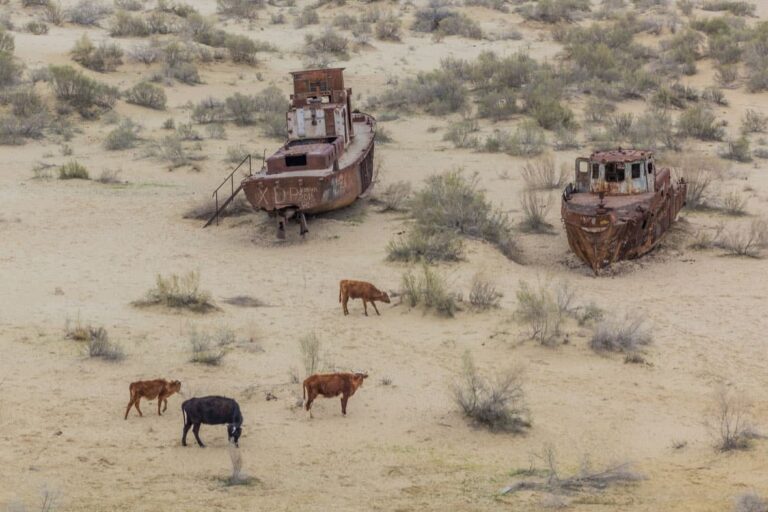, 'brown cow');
124,379,181,420
339,280,390,316
303,372,368,418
